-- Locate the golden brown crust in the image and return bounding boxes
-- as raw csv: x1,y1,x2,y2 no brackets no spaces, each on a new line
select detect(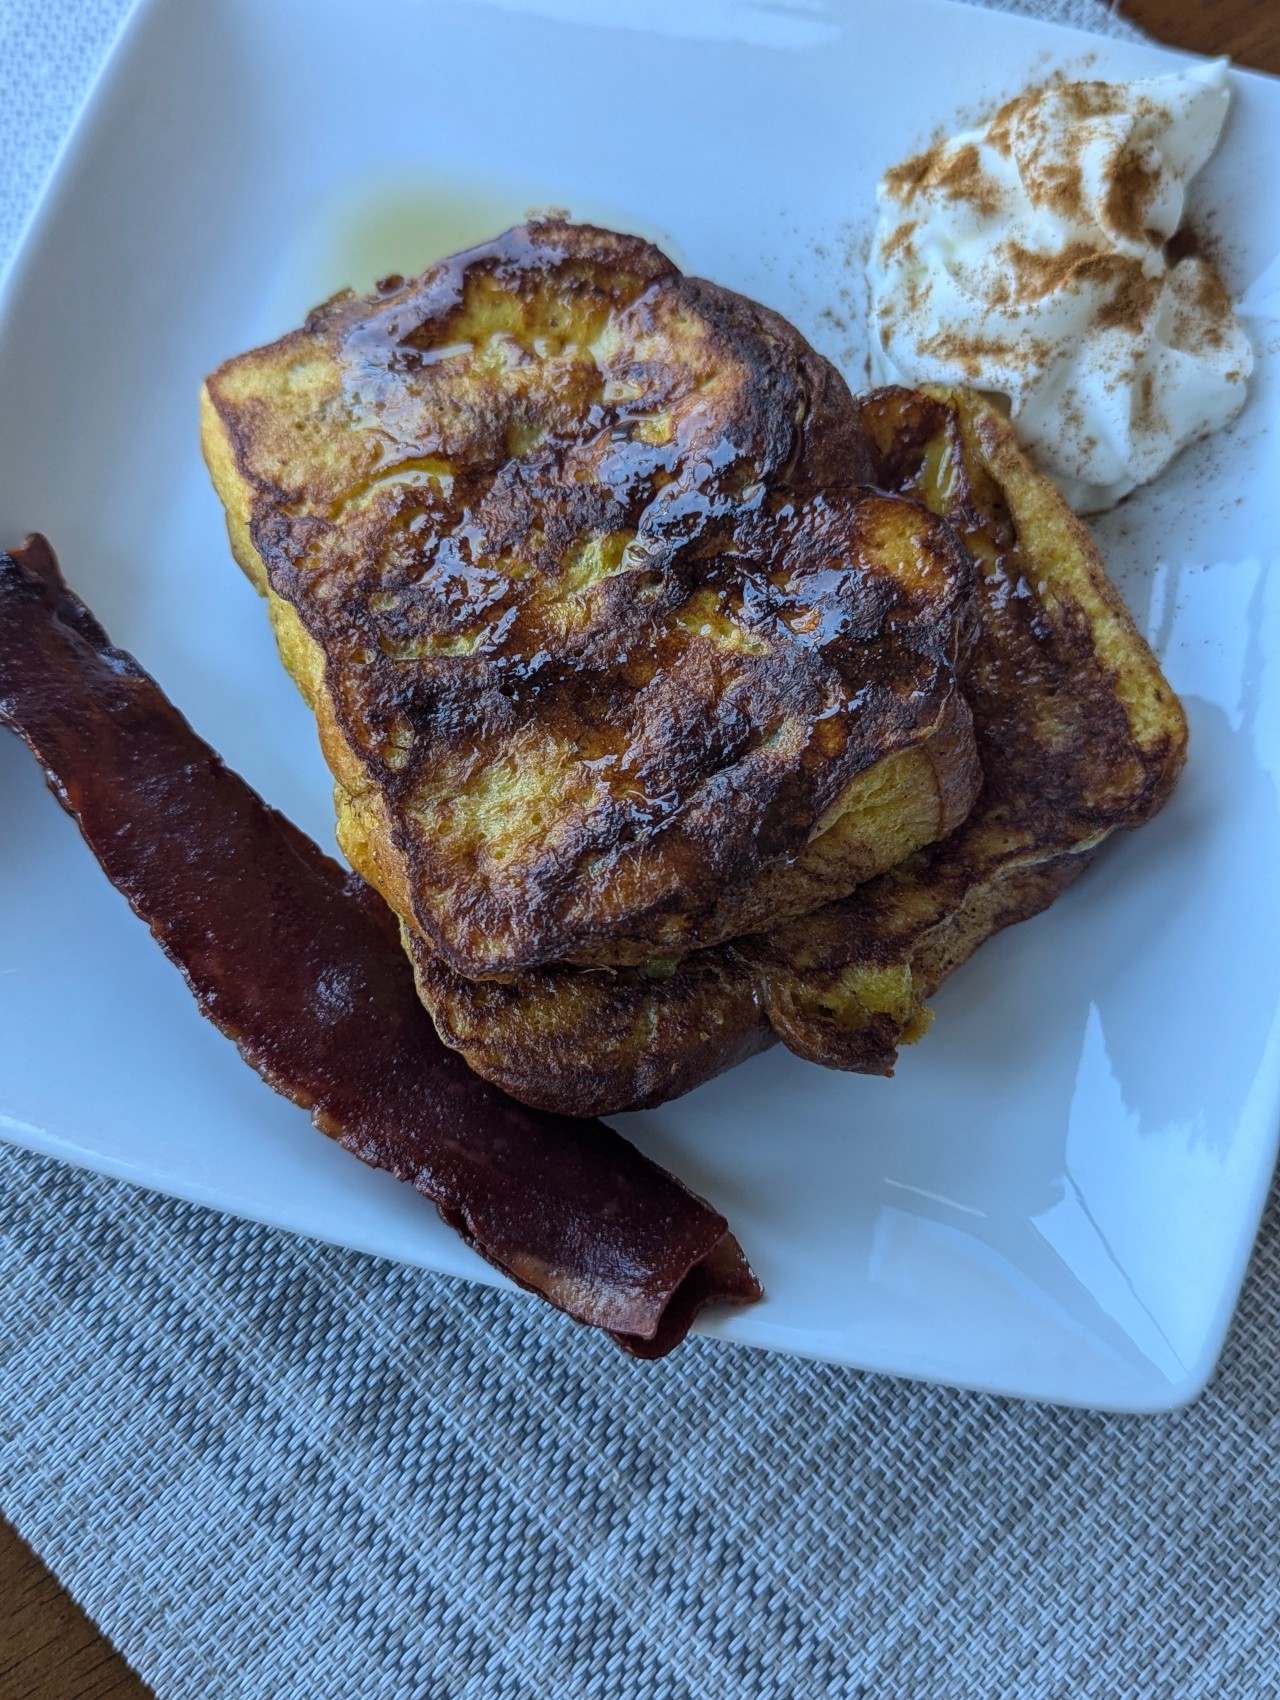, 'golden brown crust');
403,922,775,1117
737,385,1188,1072
747,848,1092,1075
203,223,980,975
410,385,1188,1114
